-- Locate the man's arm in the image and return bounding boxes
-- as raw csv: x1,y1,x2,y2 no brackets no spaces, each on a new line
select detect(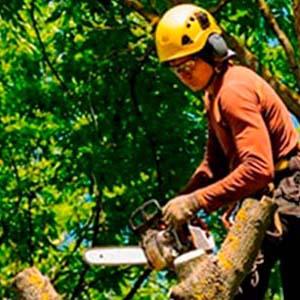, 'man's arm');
163,86,274,226
192,84,274,212
163,83,275,227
